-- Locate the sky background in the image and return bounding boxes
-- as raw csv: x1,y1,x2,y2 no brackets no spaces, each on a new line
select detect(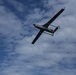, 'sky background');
0,0,76,75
